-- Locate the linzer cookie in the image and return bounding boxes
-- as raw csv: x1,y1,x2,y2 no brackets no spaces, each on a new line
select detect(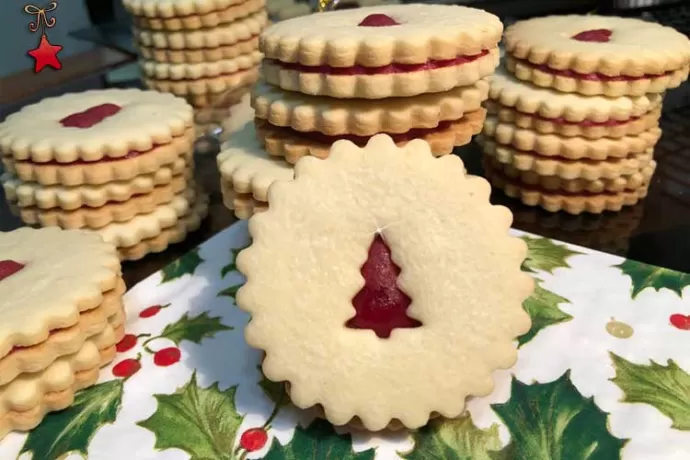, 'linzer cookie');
260,4,502,98
252,79,488,161
484,163,649,214
483,115,661,160
124,0,265,31
236,135,532,430
504,15,690,97
220,186,267,219
488,67,663,139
